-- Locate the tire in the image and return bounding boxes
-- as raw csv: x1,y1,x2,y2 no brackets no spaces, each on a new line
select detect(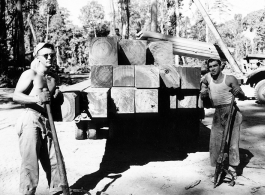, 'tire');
254,79,265,103
75,126,86,140
74,121,88,140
